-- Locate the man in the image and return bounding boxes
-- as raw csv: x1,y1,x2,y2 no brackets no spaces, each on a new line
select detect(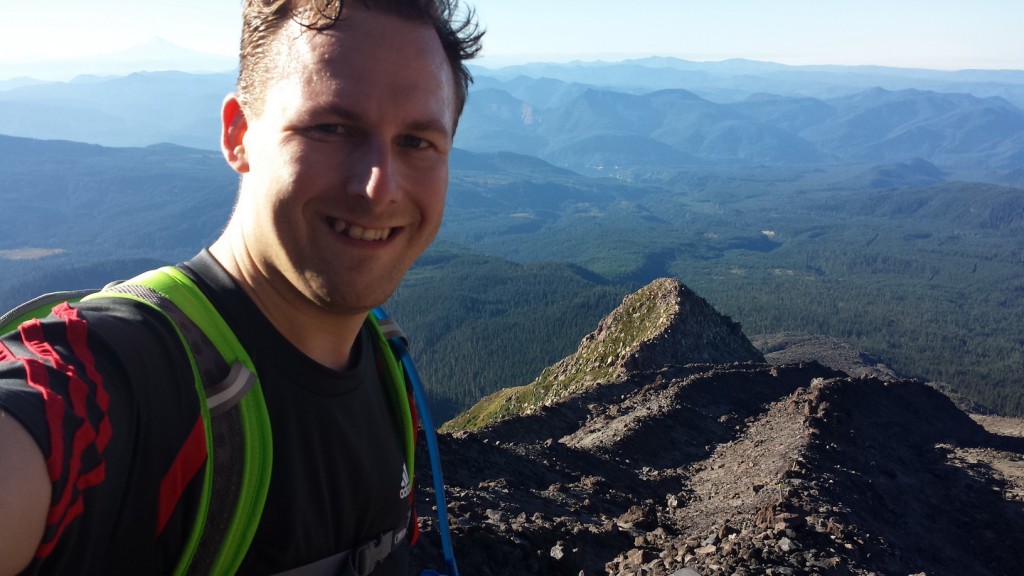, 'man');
0,0,482,574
